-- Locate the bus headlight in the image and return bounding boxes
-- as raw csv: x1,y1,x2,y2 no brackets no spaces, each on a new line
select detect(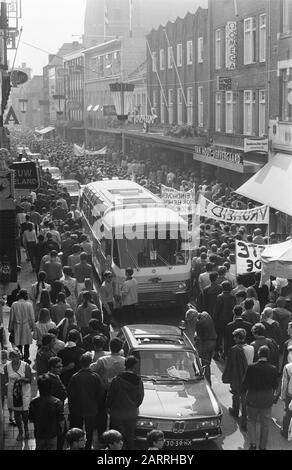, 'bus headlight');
178,281,187,291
